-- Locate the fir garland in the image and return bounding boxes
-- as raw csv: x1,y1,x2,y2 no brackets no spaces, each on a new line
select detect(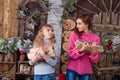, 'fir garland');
61,0,77,17
0,37,32,55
